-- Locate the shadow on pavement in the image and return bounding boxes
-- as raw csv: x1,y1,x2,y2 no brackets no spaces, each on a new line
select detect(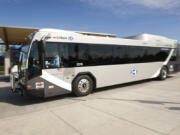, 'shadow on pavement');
0,75,175,106
97,98,180,105
0,86,74,106
98,97,180,112
167,107,180,111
